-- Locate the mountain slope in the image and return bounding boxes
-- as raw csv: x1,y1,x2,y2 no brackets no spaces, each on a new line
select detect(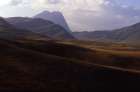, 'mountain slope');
0,17,47,40
111,23,140,43
6,17,74,40
0,39,140,91
34,11,71,32
73,31,112,41
73,23,140,44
